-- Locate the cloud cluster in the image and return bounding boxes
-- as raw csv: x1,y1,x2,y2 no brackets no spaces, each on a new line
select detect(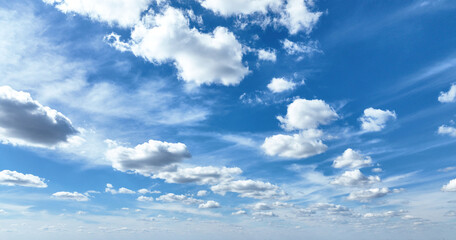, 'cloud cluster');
331,169,380,187
438,84,456,103
0,86,78,148
347,187,390,202
267,77,296,93
258,49,277,62
211,179,286,199
105,184,136,194
153,166,242,185
43,0,152,28
107,7,249,86
281,39,321,56
438,125,456,137
0,170,47,188
106,139,191,176
360,108,396,132
442,178,456,192
332,148,373,169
